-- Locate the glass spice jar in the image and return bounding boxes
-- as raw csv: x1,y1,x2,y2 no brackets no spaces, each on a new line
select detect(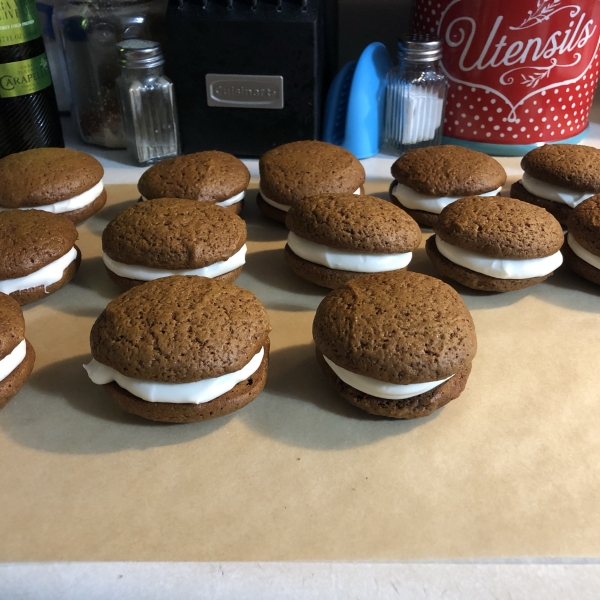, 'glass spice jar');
53,0,167,148
383,34,448,155
116,39,179,165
